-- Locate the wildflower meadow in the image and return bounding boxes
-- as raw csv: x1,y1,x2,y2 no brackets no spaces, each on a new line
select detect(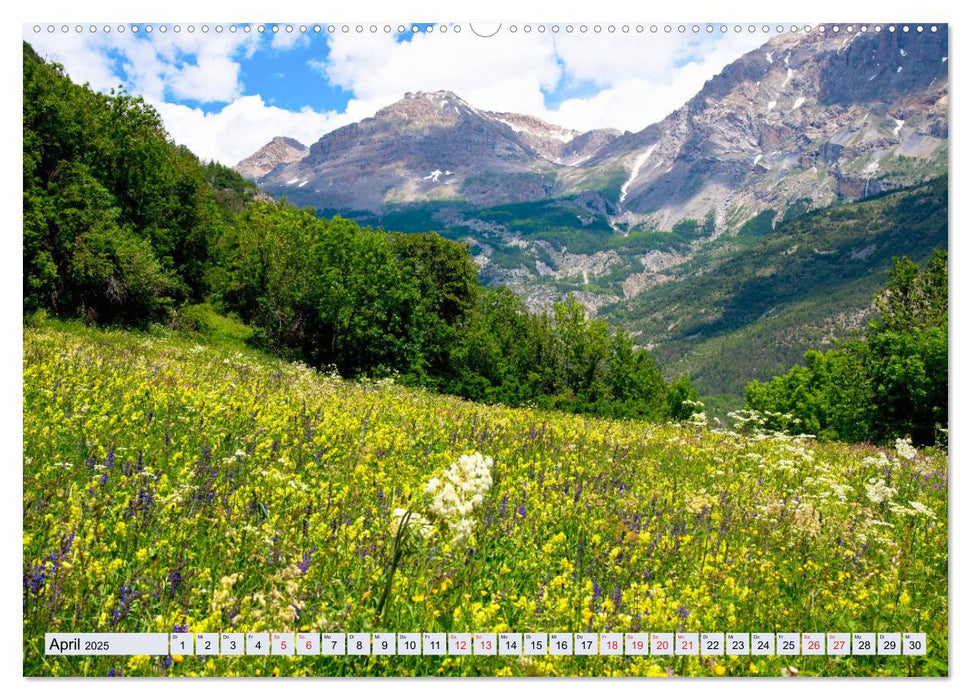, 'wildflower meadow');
22,322,948,677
